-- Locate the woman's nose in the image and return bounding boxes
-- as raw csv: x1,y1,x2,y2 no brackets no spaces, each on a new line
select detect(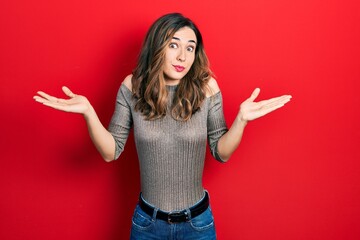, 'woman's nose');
177,48,186,62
